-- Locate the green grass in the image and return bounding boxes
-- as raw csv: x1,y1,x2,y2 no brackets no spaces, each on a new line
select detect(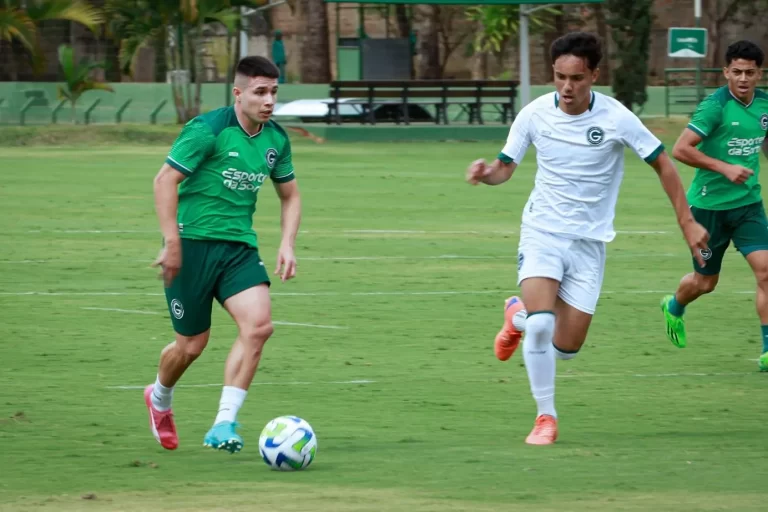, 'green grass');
1,125,767,511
